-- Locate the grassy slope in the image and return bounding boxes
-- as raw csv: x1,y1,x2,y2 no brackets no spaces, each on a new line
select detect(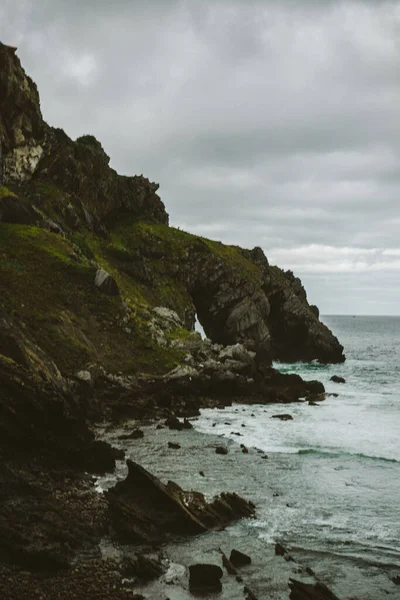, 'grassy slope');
1,181,263,377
